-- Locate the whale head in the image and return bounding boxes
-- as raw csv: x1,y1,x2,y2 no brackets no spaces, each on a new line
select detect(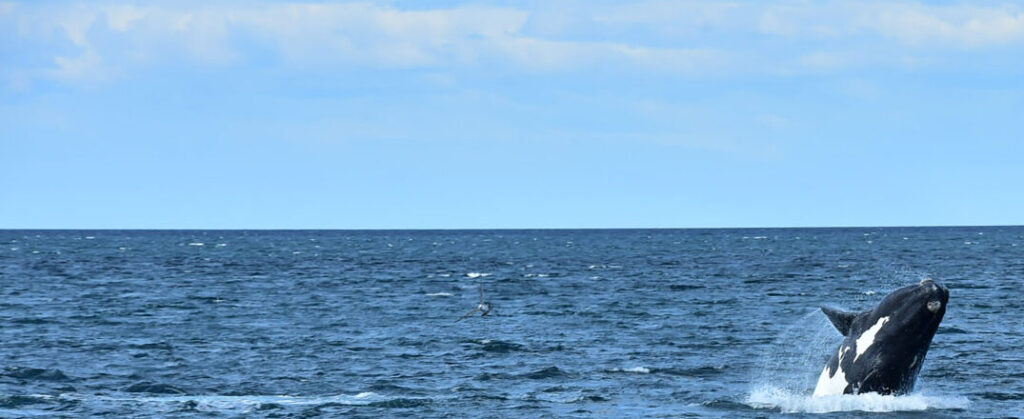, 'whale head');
872,278,949,339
